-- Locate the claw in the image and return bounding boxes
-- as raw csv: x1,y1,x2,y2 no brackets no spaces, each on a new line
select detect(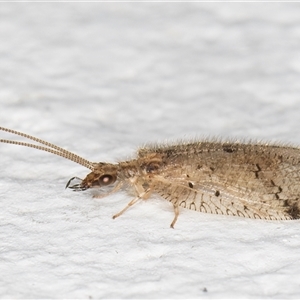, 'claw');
65,177,87,191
